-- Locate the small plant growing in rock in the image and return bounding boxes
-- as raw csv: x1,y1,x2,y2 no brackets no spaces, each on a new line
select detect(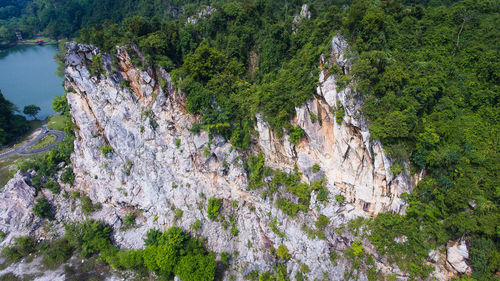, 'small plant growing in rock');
80,195,102,215
220,252,230,265
312,164,321,173
122,160,133,176
207,197,222,221
190,219,201,232
174,208,183,221
335,194,345,204
44,180,60,194
315,215,330,231
202,146,211,157
336,105,345,125
123,213,136,227
276,245,290,260
99,145,113,157
175,139,181,148
310,112,317,123
33,197,54,220
289,126,305,145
